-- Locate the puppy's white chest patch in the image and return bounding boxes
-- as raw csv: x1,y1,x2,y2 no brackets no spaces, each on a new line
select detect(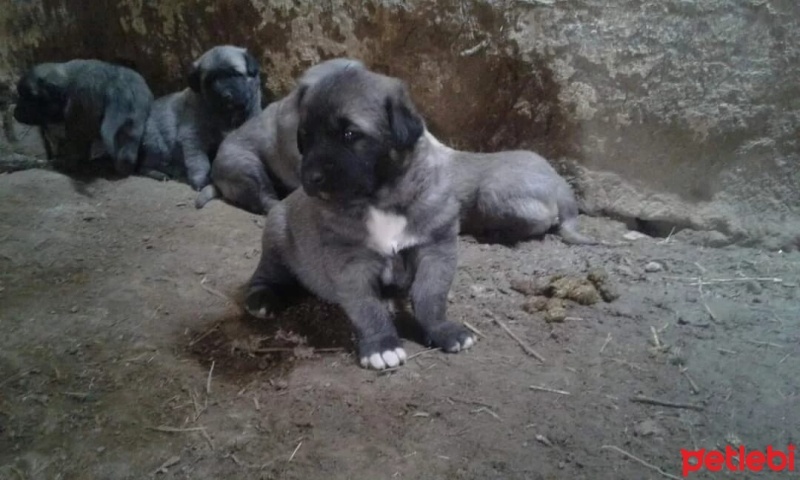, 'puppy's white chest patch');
365,207,420,256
